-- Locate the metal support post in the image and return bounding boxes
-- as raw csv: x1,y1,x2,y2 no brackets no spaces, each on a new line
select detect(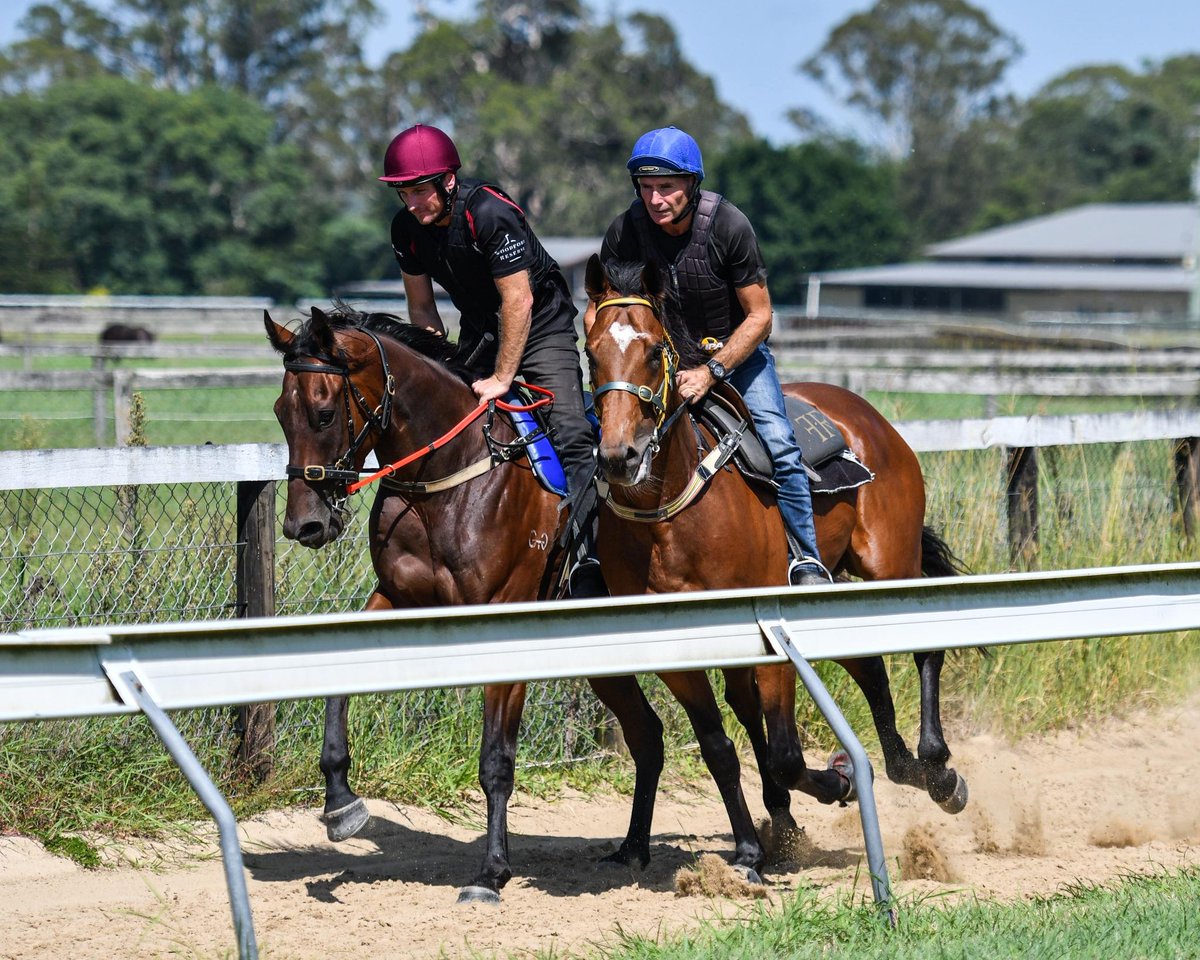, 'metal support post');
110,667,259,960
762,620,895,922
